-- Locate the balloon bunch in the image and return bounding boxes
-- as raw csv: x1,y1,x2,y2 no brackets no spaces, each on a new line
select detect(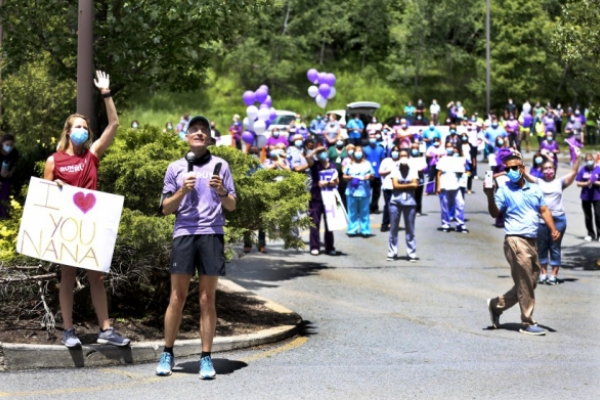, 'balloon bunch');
241,85,277,144
306,69,337,109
